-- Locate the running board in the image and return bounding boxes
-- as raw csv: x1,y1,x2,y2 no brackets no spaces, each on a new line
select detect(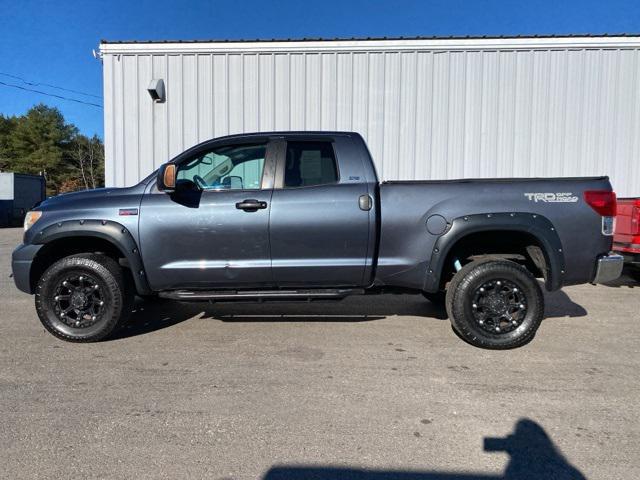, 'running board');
158,288,365,302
